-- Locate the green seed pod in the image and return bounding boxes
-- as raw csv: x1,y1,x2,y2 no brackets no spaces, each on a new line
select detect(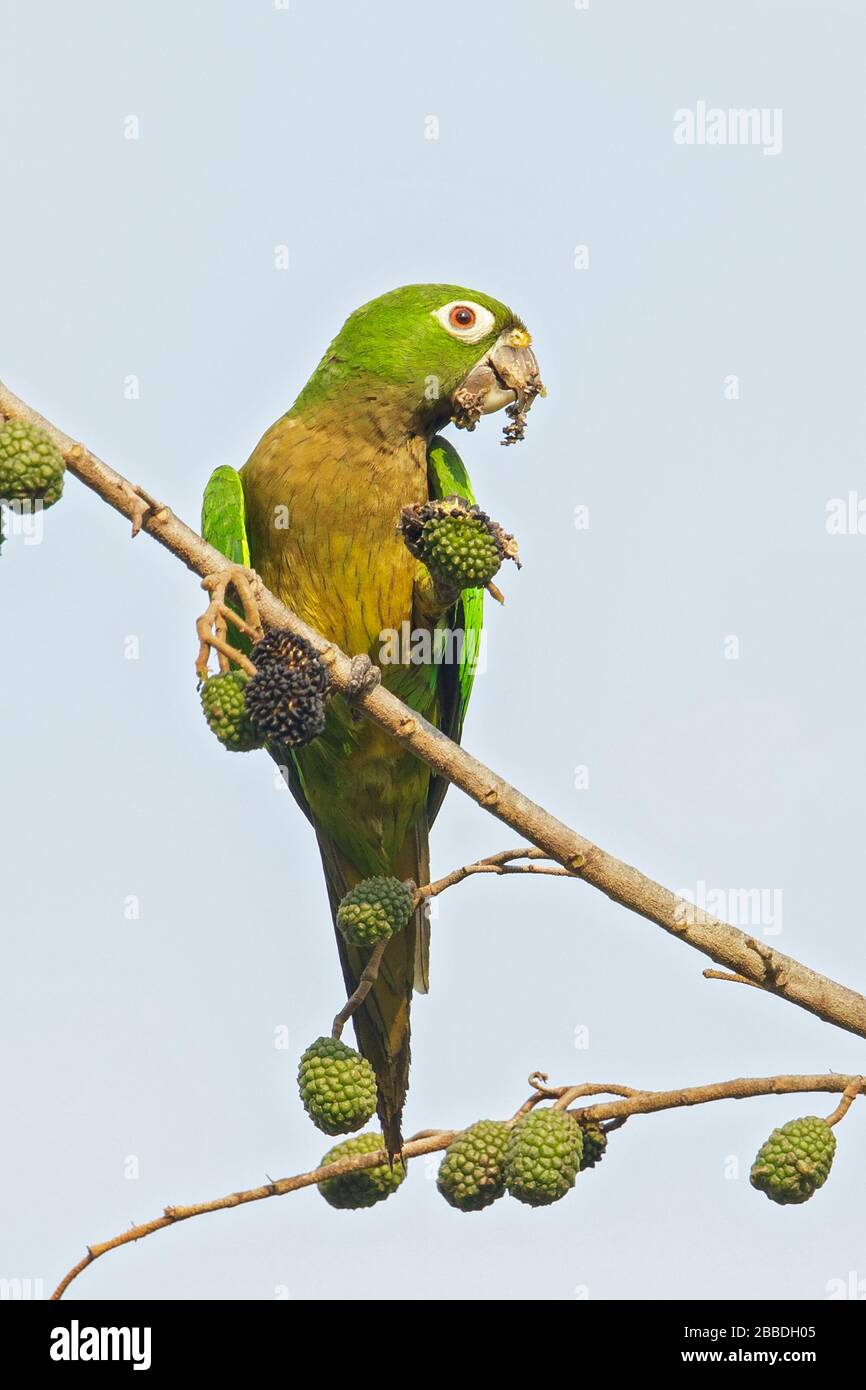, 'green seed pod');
336,877,415,947
297,1036,377,1136
750,1116,836,1205
317,1132,406,1210
437,1119,510,1212
0,420,65,508
504,1108,584,1208
200,670,262,751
